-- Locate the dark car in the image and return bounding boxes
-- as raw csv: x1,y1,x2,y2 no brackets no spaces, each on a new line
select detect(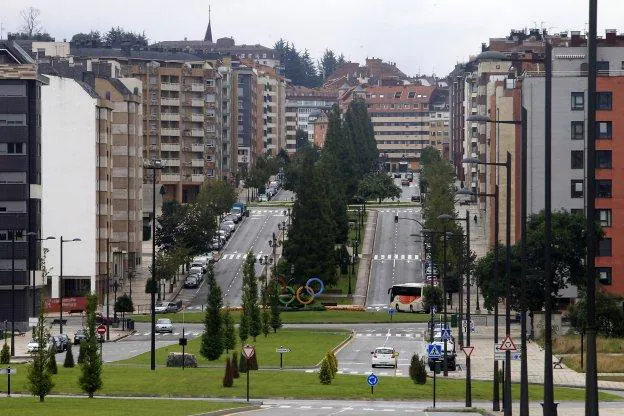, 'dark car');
393,173,402,178
49,335,65,352
411,195,421,202
73,329,87,345
95,313,115,325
